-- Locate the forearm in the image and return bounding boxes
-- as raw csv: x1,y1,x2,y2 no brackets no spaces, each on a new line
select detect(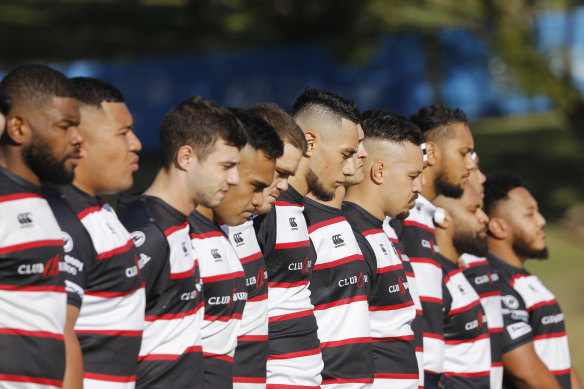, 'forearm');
63,305,83,389
571,368,584,389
